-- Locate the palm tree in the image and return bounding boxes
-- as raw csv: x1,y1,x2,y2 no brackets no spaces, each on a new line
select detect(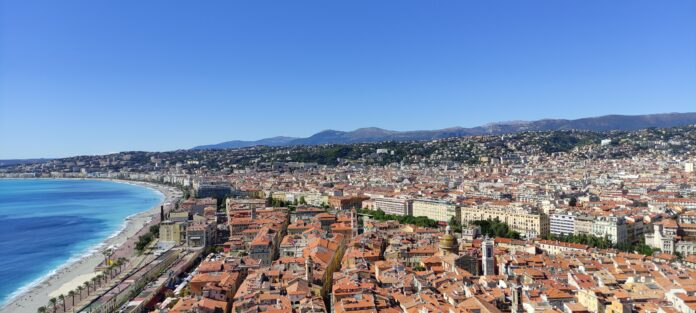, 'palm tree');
77,285,84,299
114,259,123,274
58,294,65,312
48,298,57,313
83,281,91,296
102,248,113,266
37,306,47,313
118,257,127,271
93,274,100,287
68,290,76,307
